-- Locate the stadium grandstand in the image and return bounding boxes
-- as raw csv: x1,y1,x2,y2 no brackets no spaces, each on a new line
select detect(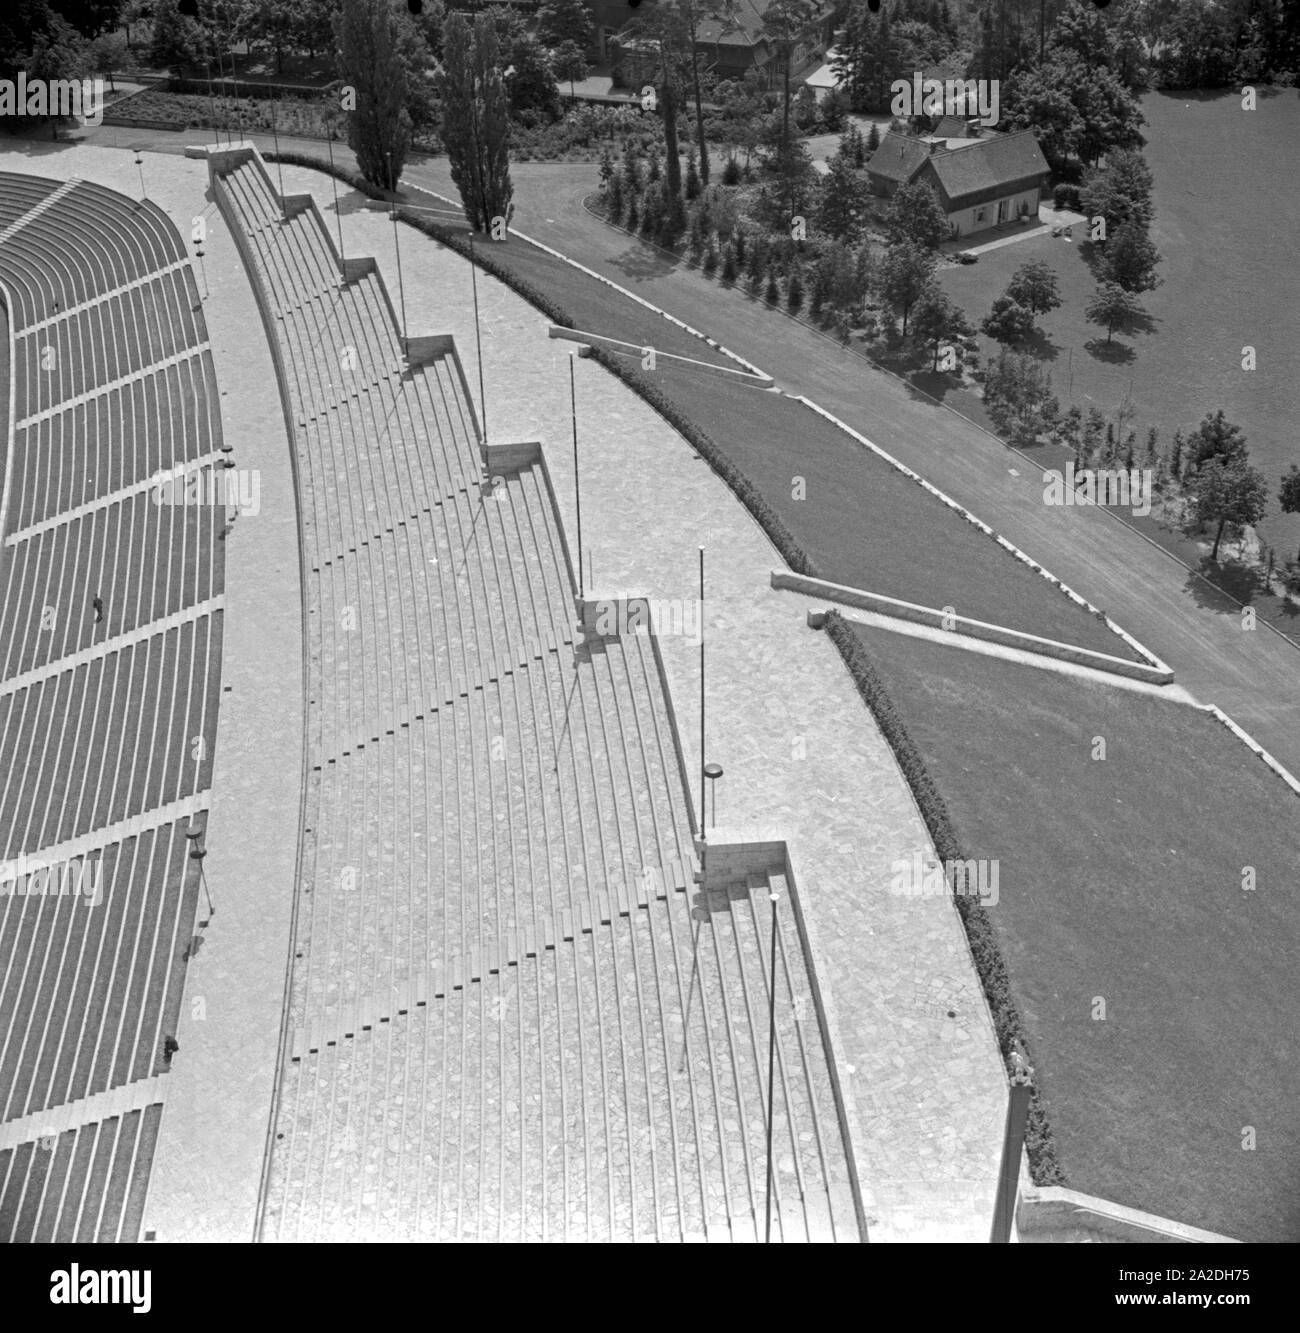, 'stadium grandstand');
0,151,863,1243
0,170,223,1241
